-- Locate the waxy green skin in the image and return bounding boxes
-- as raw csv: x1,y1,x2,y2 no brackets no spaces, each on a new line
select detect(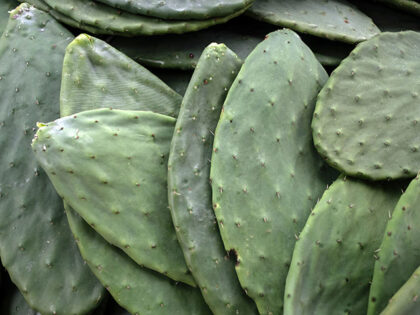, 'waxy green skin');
168,43,258,315
18,0,110,35
0,0,18,35
368,175,420,315
96,0,253,20
59,35,204,312
32,109,195,286
313,31,420,181
210,29,337,314
284,175,402,315
33,0,251,36
61,34,181,117
247,0,380,44
0,5,104,314
380,266,420,315
66,205,212,315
